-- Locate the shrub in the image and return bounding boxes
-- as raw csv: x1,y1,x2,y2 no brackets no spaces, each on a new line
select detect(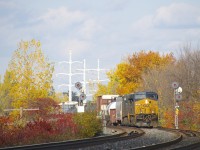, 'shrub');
73,112,102,138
